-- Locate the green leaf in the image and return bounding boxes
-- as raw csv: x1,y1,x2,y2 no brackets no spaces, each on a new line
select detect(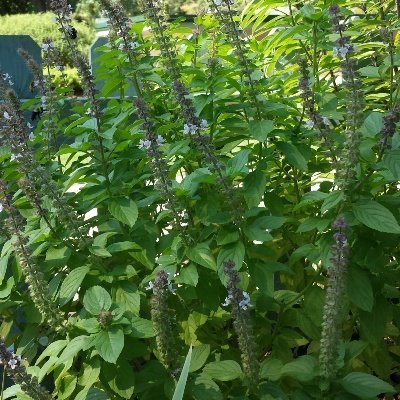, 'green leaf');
360,112,383,138
115,282,140,315
0,277,14,299
340,372,395,398
45,246,71,267
248,119,274,142
36,340,68,364
83,286,112,315
226,149,251,176
90,245,112,258
130,316,155,338
179,264,199,287
178,168,214,196
353,200,400,234
243,168,266,209
58,335,92,365
190,374,222,400
203,360,242,381
217,241,245,282
187,243,217,271
102,359,135,399
59,265,90,306
295,191,328,210
189,344,210,372
58,374,77,400
0,253,9,285
296,218,330,233
86,388,110,400
358,66,381,78
244,219,274,241
280,356,317,382
172,346,192,400
321,191,344,213
77,358,101,390
217,241,245,271
347,267,374,312
380,149,400,179
94,328,124,363
260,358,283,381
276,142,308,172
108,197,138,228
107,241,141,253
